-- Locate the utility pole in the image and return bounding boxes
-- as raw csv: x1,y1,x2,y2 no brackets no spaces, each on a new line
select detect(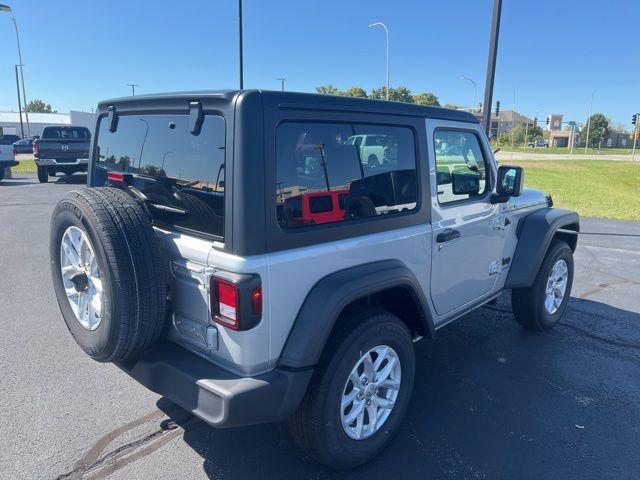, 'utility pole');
14,64,24,138
482,0,502,134
277,78,286,91
238,0,244,89
127,83,138,96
